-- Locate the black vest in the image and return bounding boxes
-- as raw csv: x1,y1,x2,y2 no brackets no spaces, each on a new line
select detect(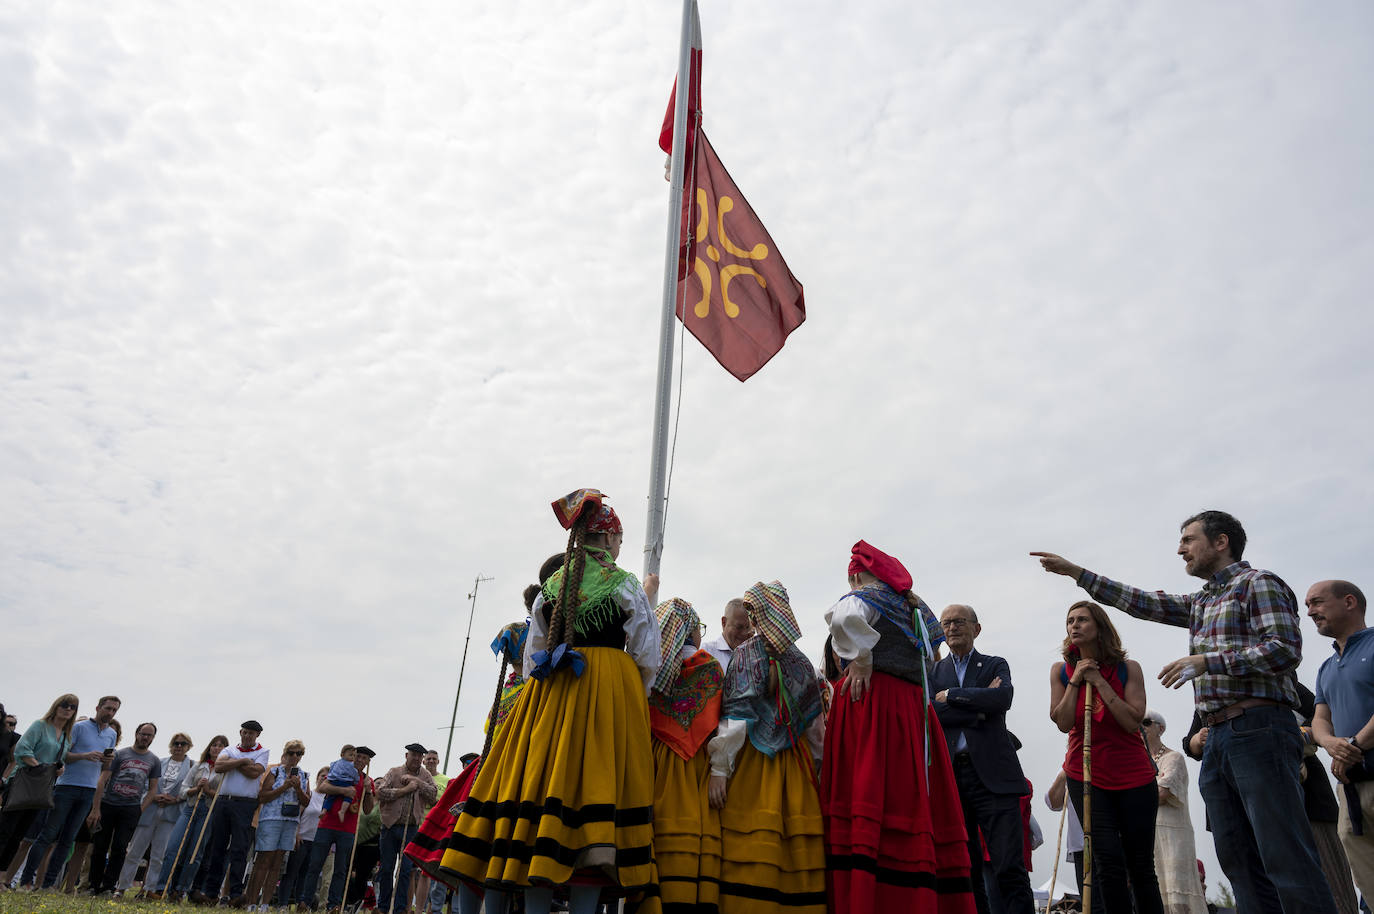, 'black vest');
540,599,628,649
870,614,928,684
